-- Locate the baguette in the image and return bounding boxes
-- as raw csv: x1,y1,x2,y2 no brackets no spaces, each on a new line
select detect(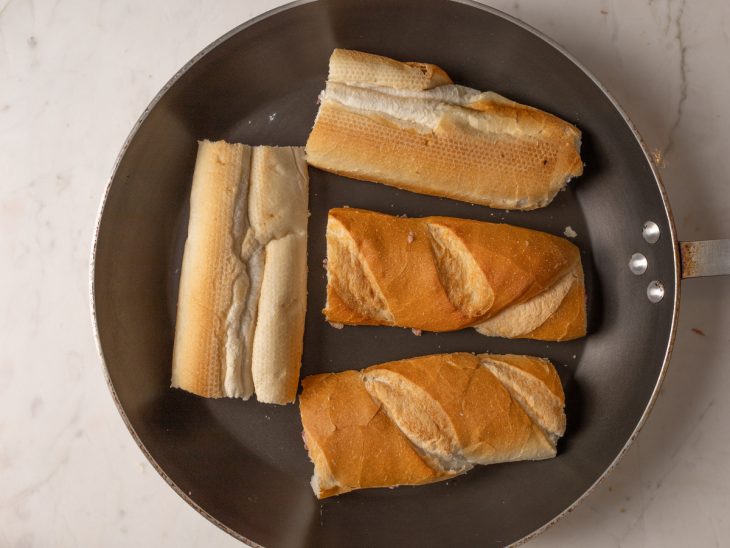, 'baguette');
171,140,309,404
324,208,586,341
300,352,566,498
305,49,583,210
